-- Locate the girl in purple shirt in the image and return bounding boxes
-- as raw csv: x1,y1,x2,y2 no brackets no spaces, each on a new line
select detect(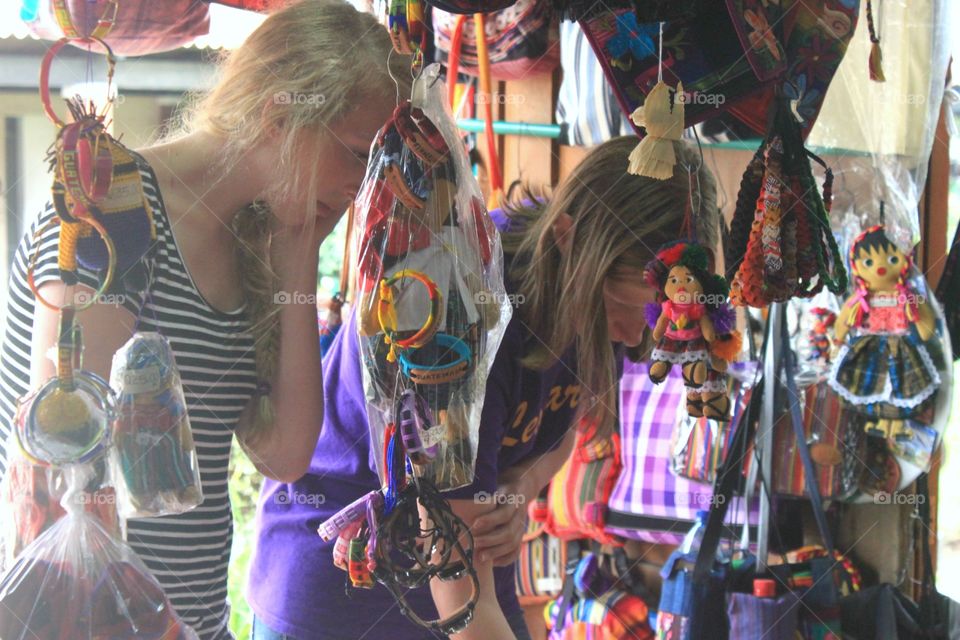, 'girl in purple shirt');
248,137,720,639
